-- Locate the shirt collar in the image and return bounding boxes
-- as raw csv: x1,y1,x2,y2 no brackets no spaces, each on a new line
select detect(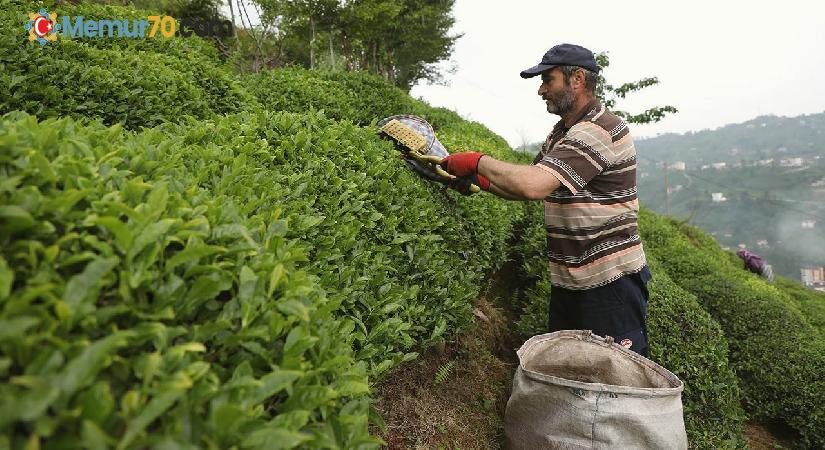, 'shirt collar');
553,98,601,133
